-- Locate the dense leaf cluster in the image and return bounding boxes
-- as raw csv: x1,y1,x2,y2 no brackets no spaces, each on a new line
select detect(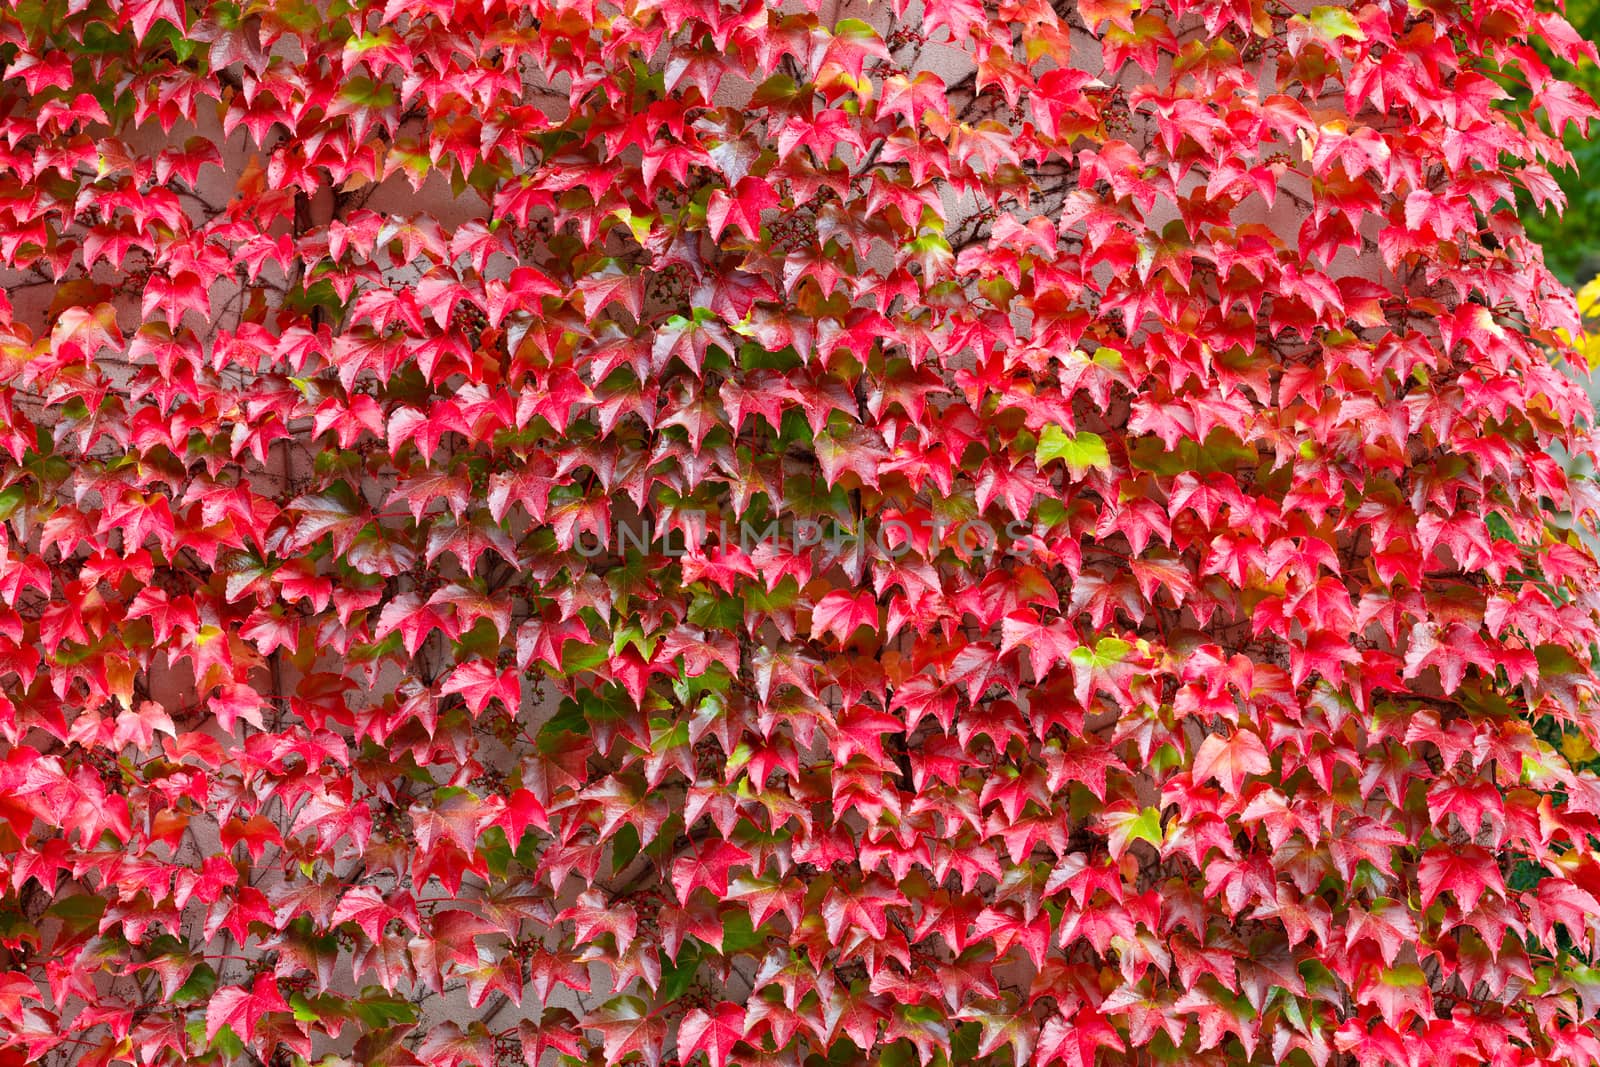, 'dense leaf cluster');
1,0,1600,1066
